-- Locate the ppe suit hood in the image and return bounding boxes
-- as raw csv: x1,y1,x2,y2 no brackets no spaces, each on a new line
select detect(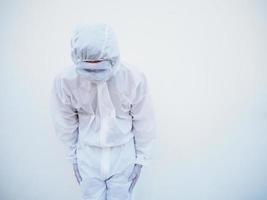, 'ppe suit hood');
70,23,120,82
